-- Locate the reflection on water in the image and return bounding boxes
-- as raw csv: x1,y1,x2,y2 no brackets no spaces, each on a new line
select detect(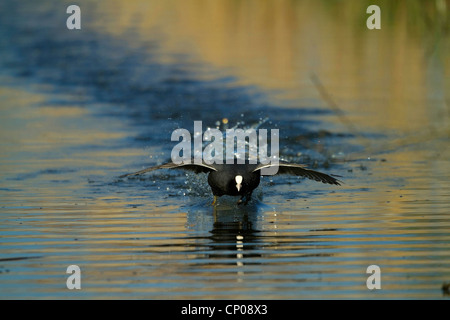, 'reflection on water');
0,0,449,299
